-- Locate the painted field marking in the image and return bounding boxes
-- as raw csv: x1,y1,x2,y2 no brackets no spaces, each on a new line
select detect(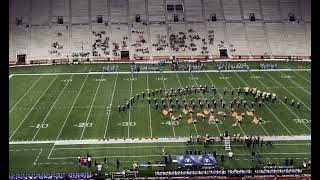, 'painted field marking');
80,74,104,140
10,76,43,113
175,72,200,135
103,73,118,139
249,71,309,132
278,71,310,95
33,149,43,165
32,75,74,141
47,74,90,159
204,72,243,136
9,74,13,79
128,73,134,138
228,72,269,136
160,72,176,137
264,72,311,111
9,76,58,140
146,74,153,138
155,77,167,81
